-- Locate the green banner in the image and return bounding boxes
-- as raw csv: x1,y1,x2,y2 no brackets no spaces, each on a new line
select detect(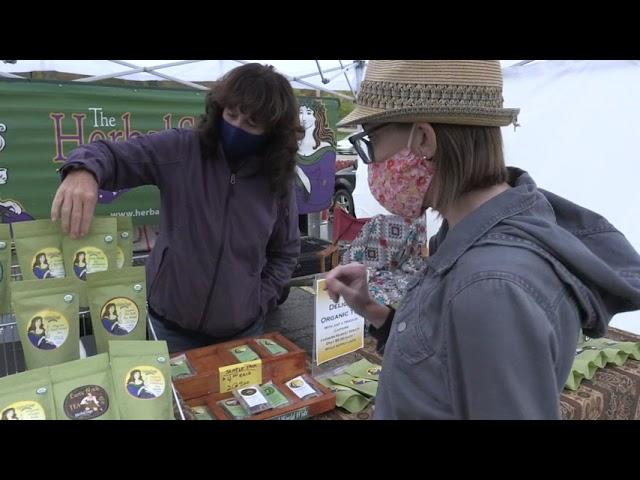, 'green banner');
0,80,205,225
0,80,341,225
